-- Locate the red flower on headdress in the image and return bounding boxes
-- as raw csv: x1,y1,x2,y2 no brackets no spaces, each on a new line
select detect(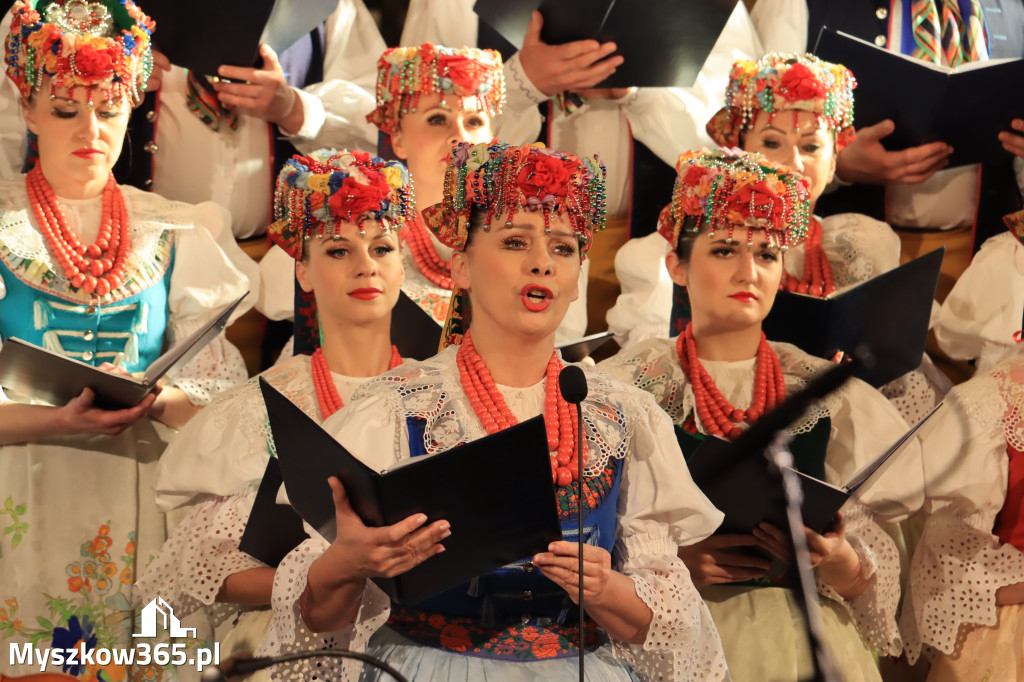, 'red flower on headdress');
682,164,709,187
728,181,784,229
777,63,827,103
517,154,572,202
73,44,116,81
329,176,390,218
438,54,487,96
